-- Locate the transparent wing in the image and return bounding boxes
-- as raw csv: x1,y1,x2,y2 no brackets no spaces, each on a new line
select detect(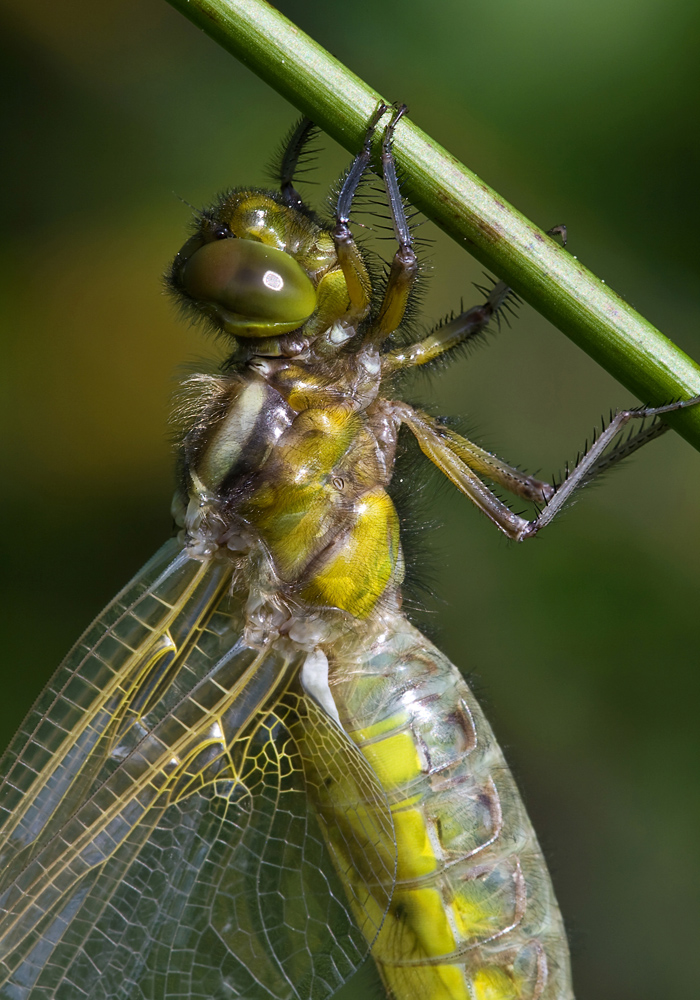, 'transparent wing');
0,540,395,999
